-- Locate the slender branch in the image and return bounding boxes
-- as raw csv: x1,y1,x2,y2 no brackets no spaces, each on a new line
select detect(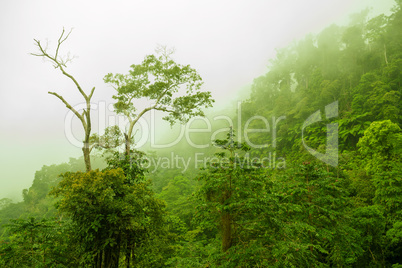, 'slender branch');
58,65,88,100
125,80,174,140
31,30,89,100
126,99,175,146
89,142,114,153
88,87,95,100
368,246,376,262
48,91,86,129
55,28,73,63
89,143,96,154
154,106,175,113
131,106,153,130
123,110,133,124
155,84,173,104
